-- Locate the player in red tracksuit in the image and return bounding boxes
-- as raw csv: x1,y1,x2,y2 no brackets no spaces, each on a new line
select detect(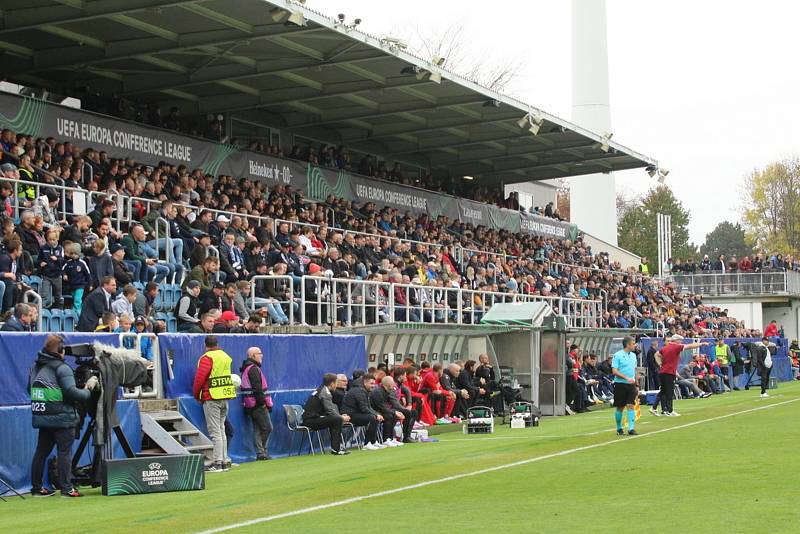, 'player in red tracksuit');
405,367,436,425
421,363,456,419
